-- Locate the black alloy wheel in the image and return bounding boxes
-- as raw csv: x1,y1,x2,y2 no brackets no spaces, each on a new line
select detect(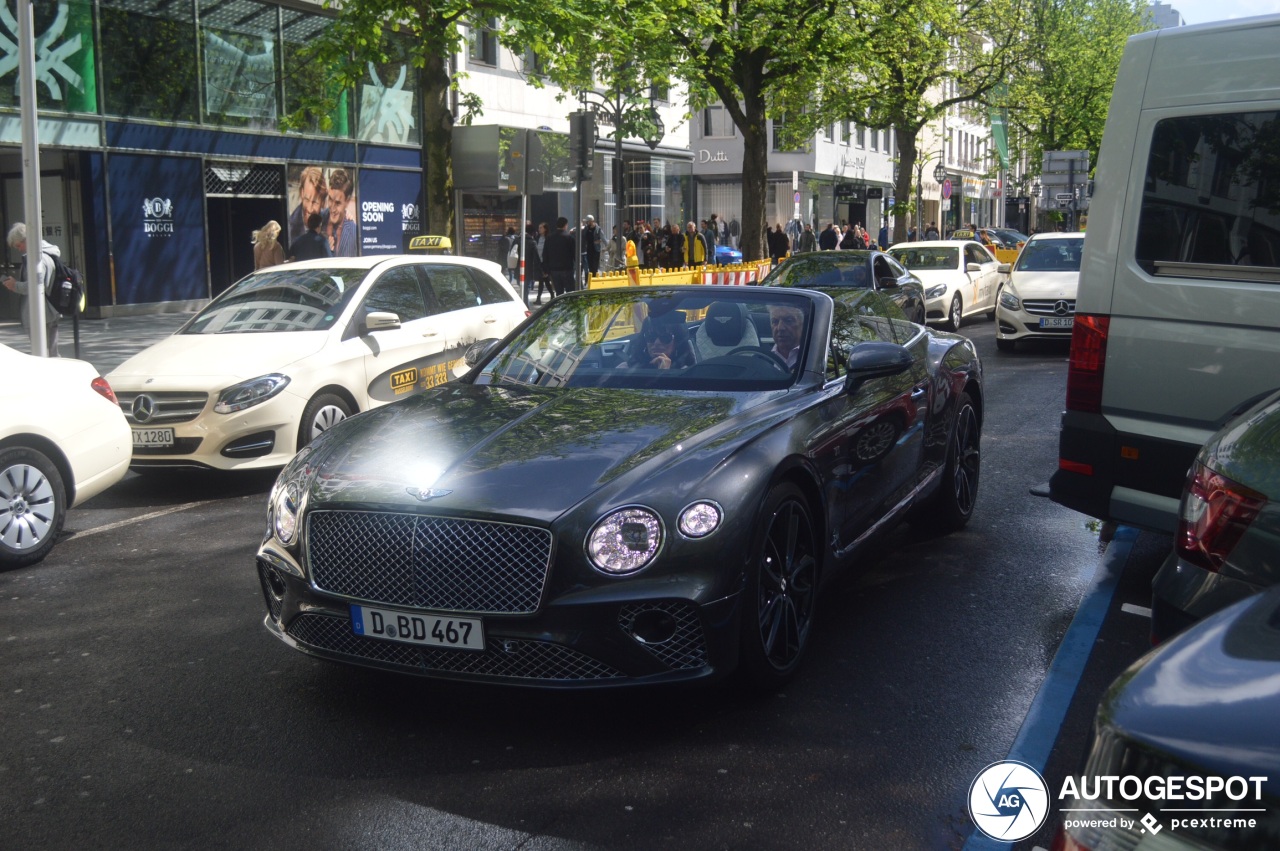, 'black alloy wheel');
739,483,819,689
935,391,981,531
